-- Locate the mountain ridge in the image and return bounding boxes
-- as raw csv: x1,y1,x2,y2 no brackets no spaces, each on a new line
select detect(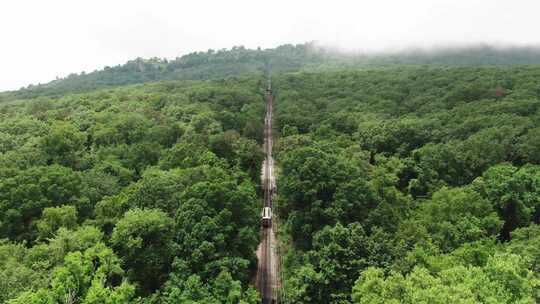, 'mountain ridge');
3,42,540,101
